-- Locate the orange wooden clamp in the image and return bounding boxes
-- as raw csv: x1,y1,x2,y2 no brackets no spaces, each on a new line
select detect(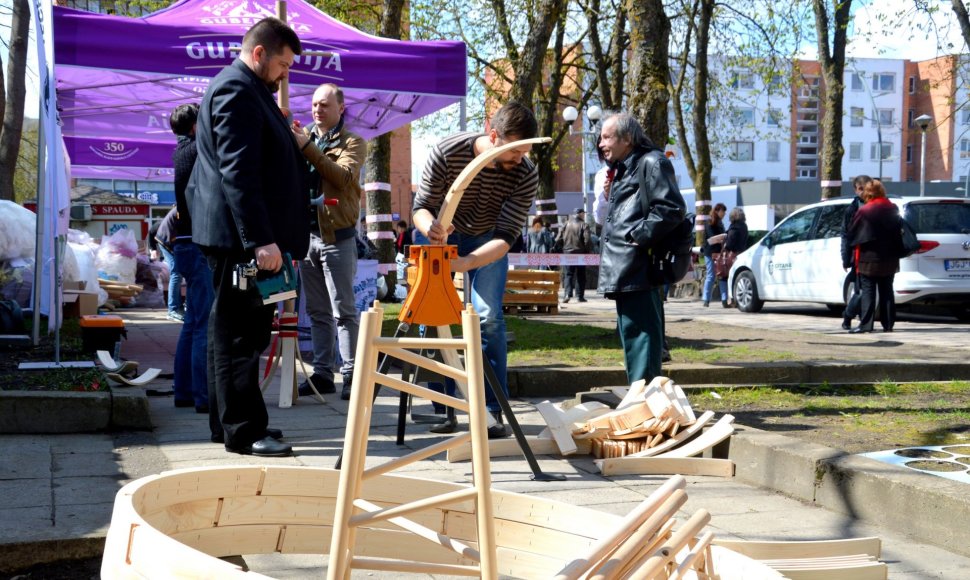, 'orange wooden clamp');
399,245,464,327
